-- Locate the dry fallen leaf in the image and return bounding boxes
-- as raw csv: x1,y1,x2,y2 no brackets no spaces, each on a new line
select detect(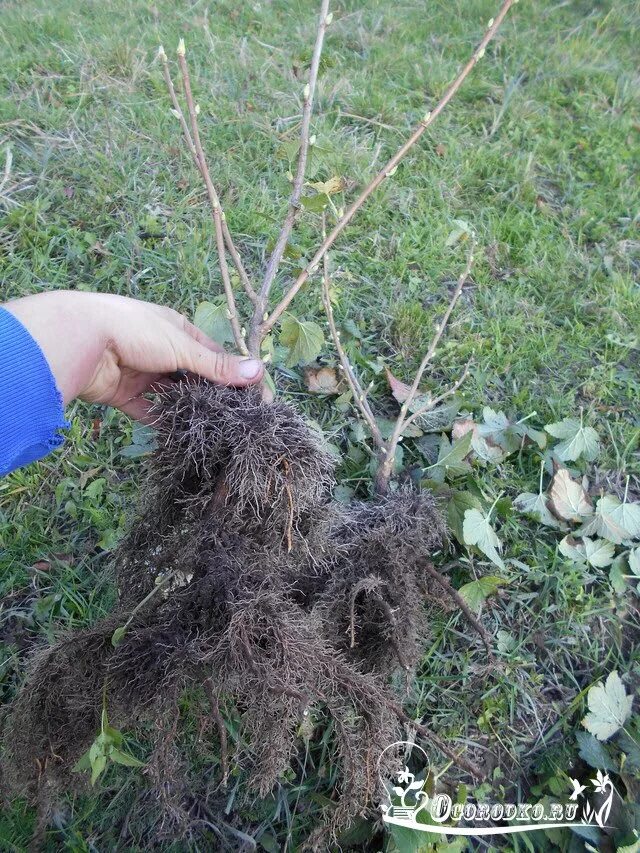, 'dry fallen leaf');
452,418,477,441
547,467,593,522
384,367,431,409
307,176,347,196
304,366,343,395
